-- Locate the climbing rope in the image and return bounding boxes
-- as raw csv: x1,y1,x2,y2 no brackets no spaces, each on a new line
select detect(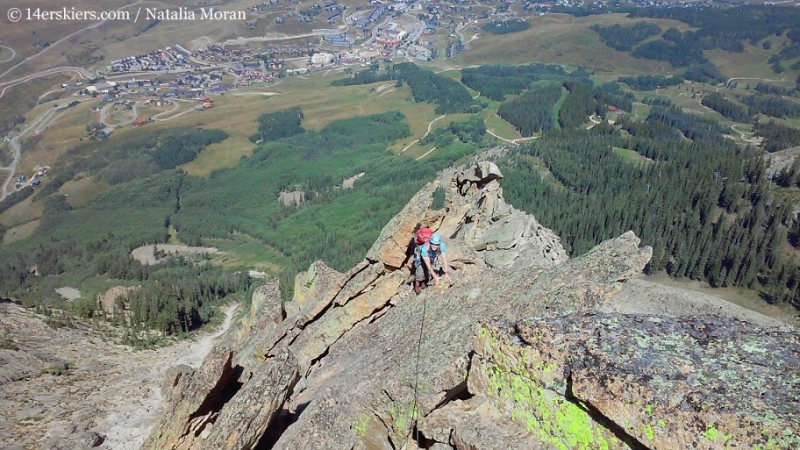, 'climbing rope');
411,283,429,445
